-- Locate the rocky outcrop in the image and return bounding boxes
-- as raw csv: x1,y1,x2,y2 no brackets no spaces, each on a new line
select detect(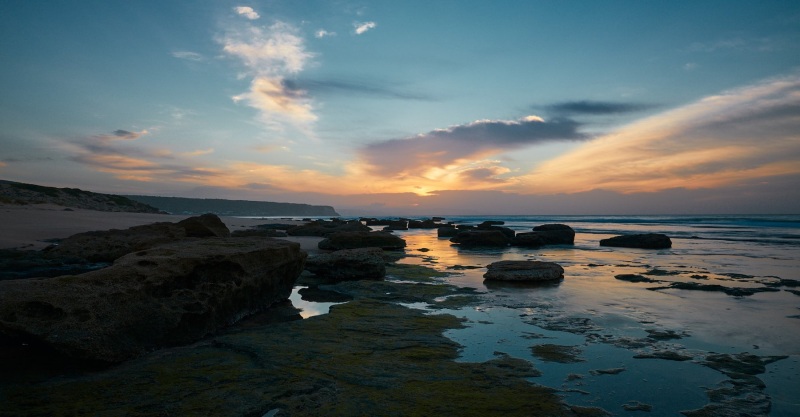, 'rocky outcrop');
318,231,406,251
287,220,371,237
450,230,510,247
600,233,672,249
511,233,547,247
305,248,386,280
483,260,564,282
0,180,160,213
437,226,460,238
531,224,575,244
0,237,306,363
42,213,230,262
